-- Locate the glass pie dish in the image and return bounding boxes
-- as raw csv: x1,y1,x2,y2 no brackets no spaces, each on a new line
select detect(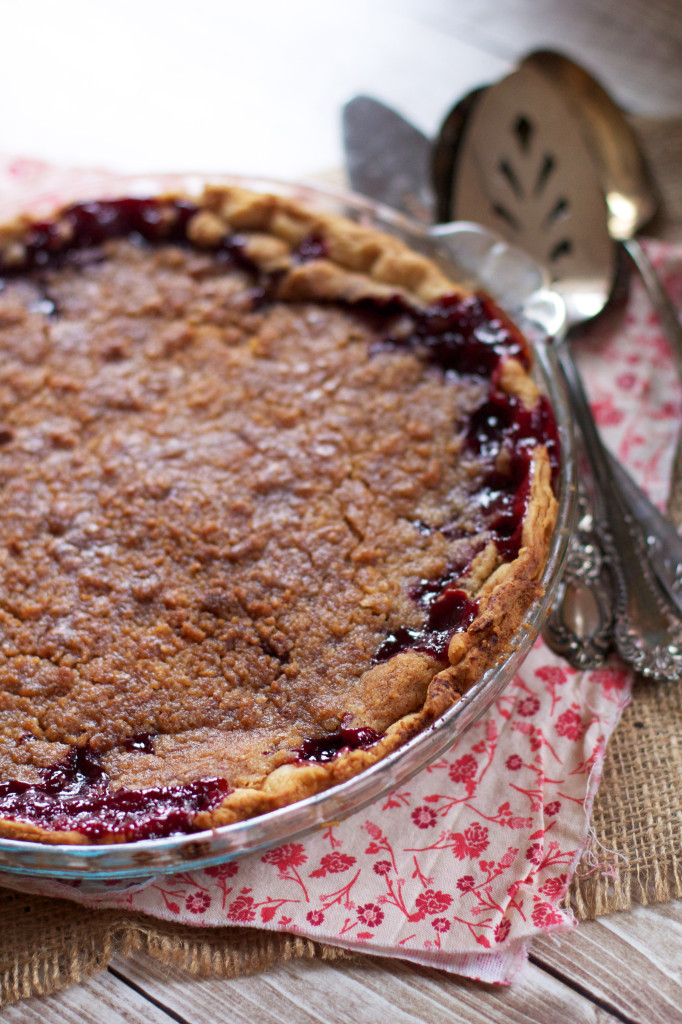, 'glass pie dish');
0,175,576,881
